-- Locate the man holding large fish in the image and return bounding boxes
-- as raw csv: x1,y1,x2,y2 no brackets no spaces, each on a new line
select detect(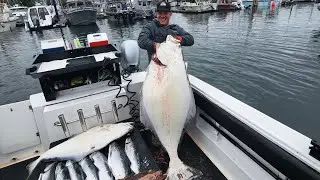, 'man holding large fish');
139,1,201,179
138,1,194,62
